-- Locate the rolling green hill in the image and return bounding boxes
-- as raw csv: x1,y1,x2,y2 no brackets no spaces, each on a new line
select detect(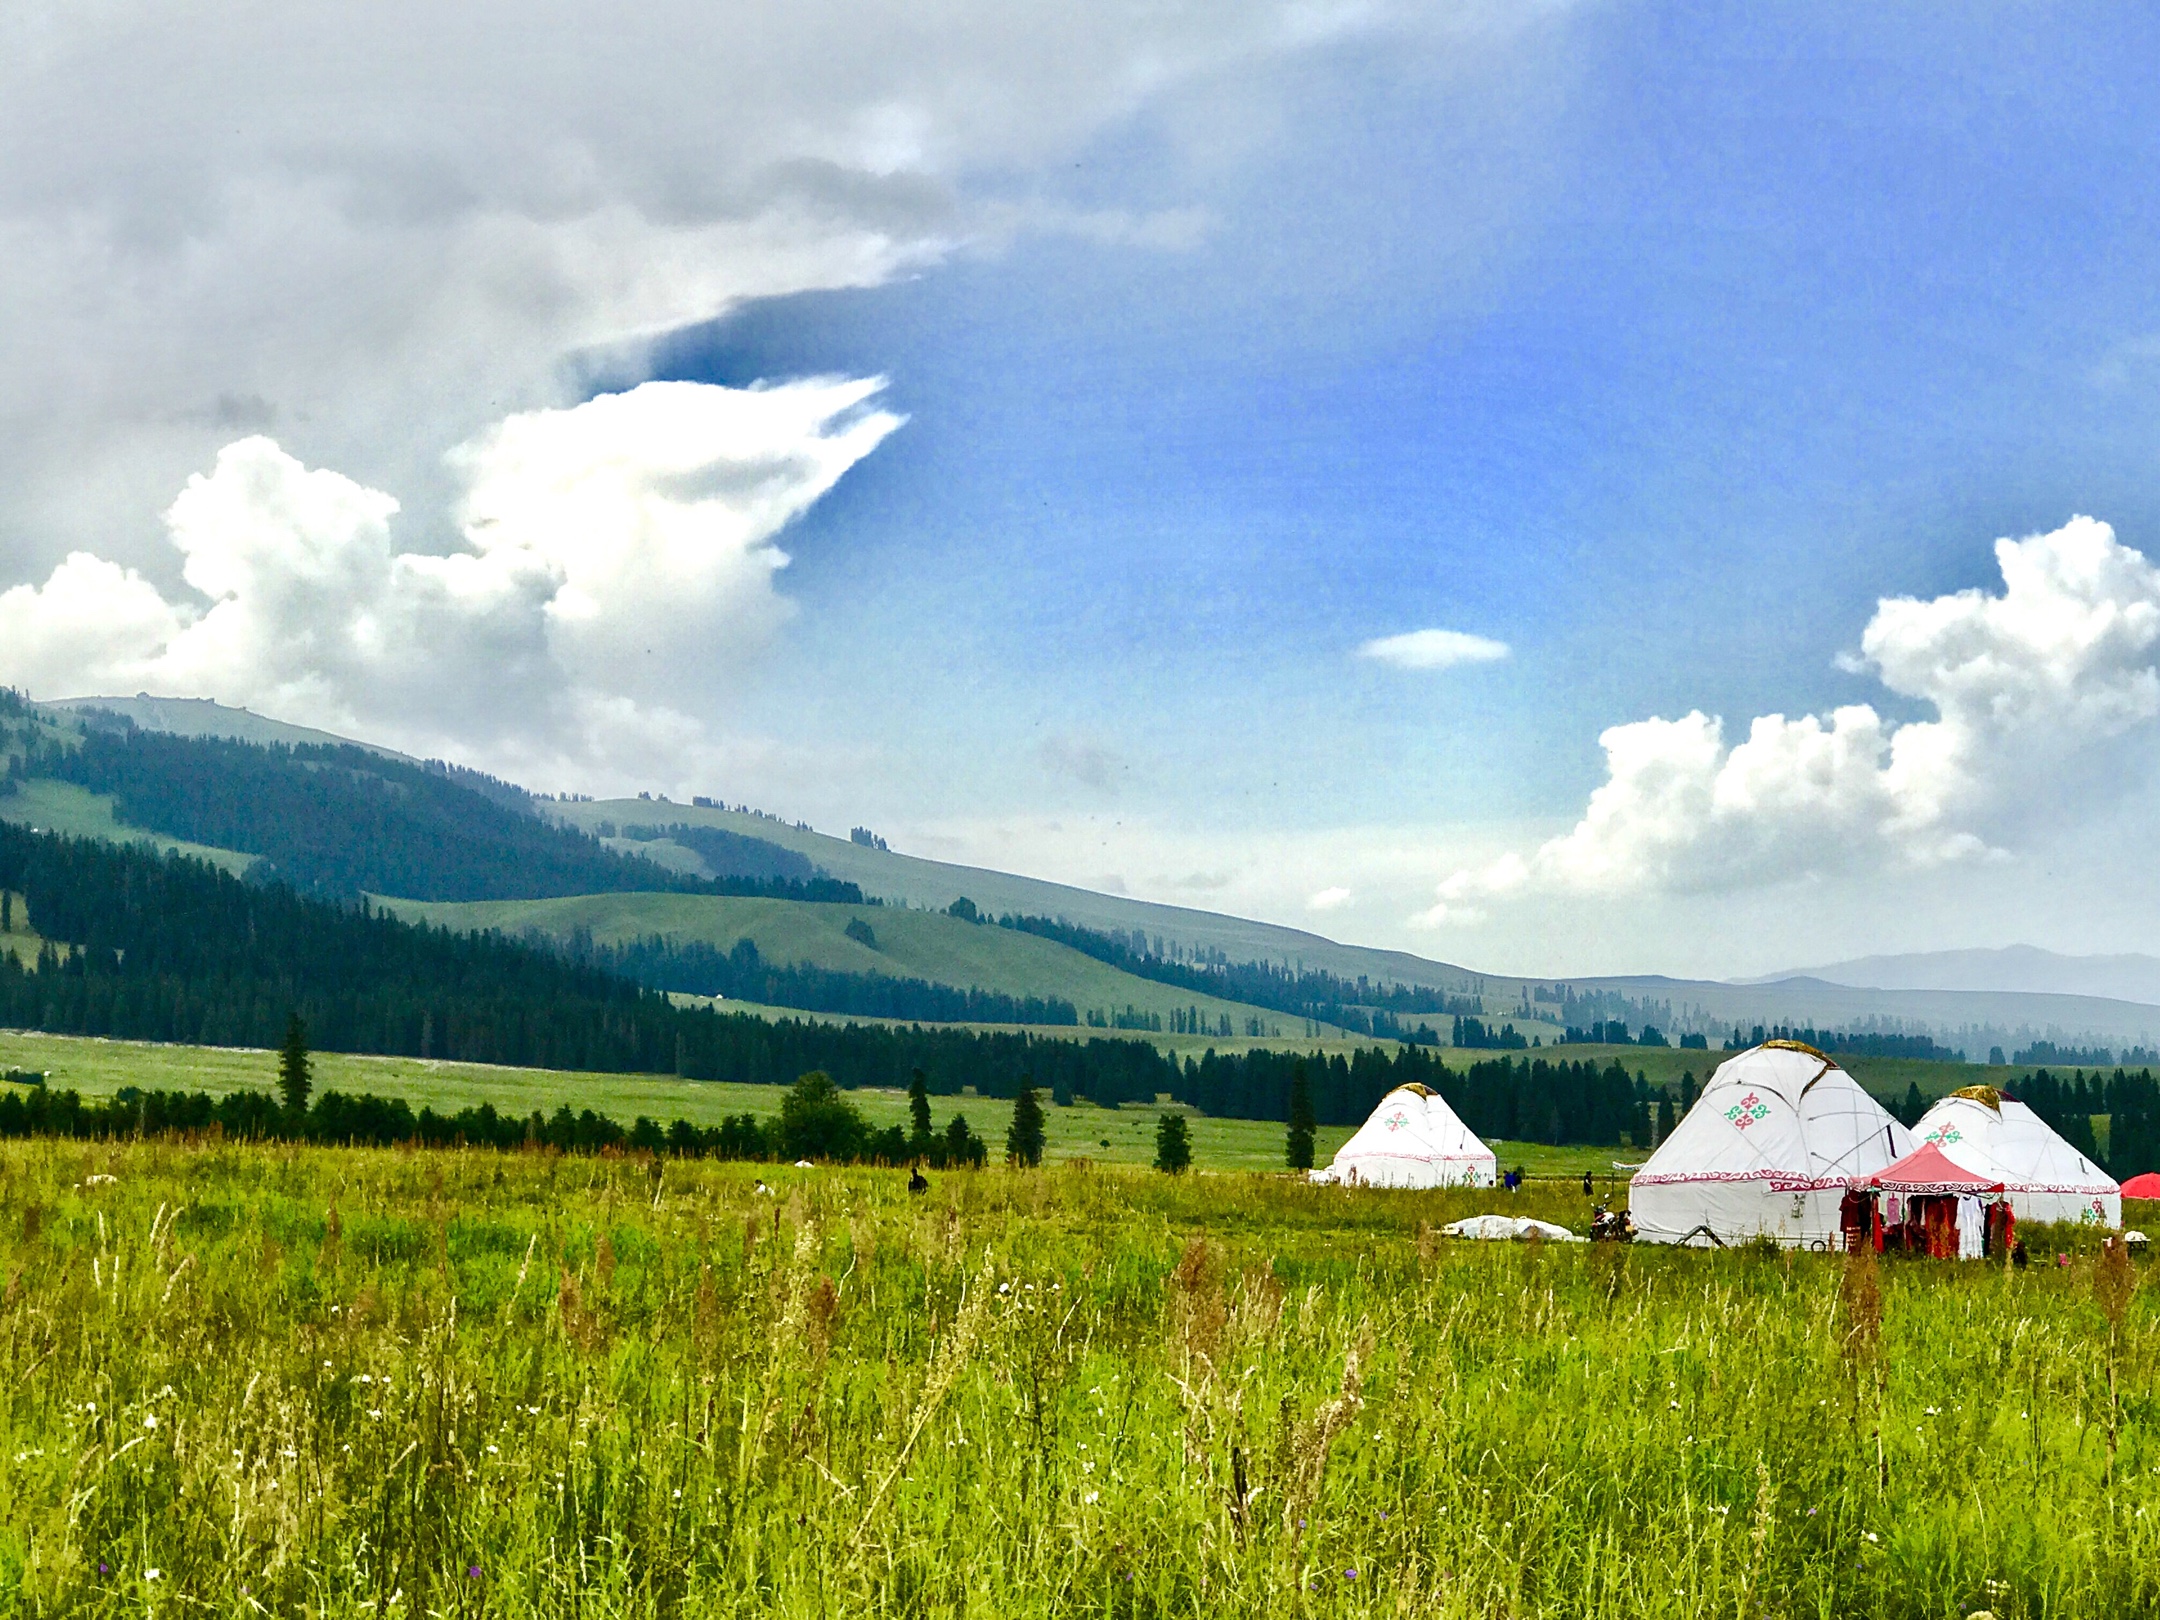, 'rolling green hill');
383,891,1322,1036
0,779,256,874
